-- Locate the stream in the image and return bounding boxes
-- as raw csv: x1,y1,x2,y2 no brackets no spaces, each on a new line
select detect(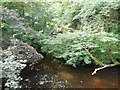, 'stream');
20,55,120,89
